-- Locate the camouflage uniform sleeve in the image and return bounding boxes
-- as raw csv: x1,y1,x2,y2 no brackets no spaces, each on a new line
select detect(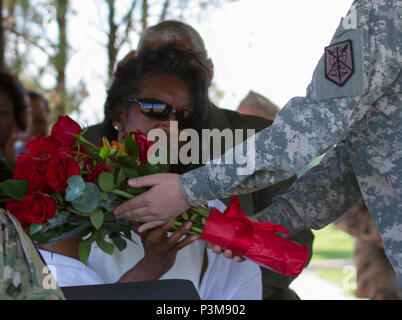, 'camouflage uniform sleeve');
180,0,401,206
0,209,65,300
254,141,362,235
